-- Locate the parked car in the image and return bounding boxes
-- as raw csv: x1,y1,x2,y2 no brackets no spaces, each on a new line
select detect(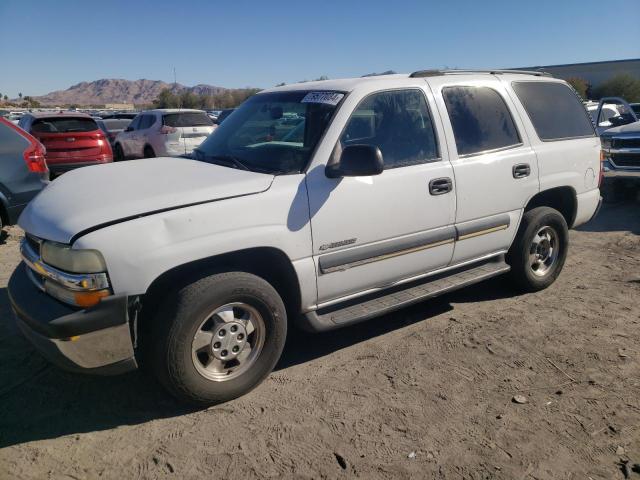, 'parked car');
9,70,601,405
18,112,113,175
96,118,131,147
100,112,138,120
214,108,235,125
113,109,214,160
0,118,48,230
590,97,638,135
598,97,640,199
